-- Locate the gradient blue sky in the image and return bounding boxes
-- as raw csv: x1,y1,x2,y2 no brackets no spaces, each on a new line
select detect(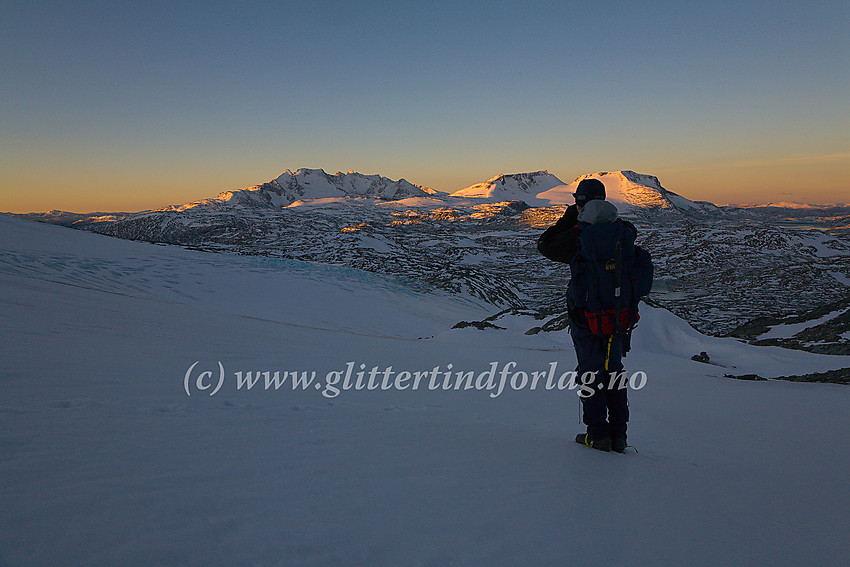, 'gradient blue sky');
2,0,848,212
